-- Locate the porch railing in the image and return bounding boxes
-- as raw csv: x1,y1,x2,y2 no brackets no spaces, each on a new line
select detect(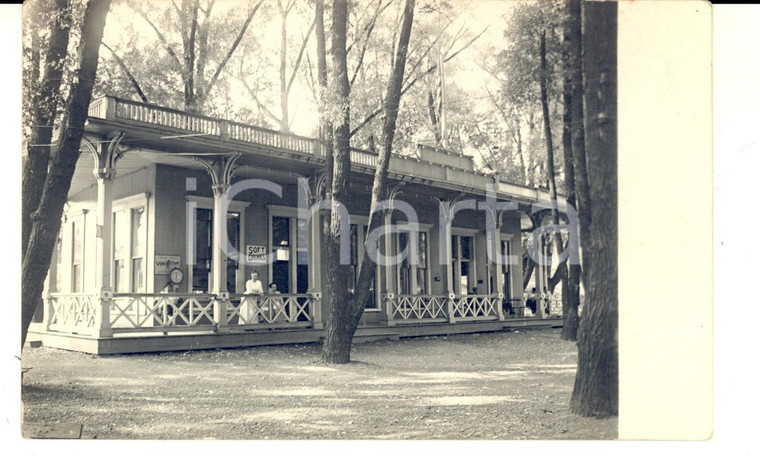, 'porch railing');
110,293,217,332
450,294,500,320
386,294,501,324
227,293,315,327
47,293,98,335
389,295,449,323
